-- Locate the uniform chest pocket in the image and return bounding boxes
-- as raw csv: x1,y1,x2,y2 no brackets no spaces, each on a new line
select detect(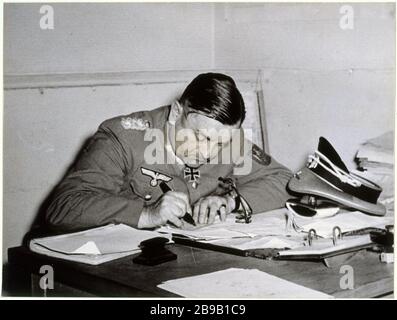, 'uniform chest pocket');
129,172,164,205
